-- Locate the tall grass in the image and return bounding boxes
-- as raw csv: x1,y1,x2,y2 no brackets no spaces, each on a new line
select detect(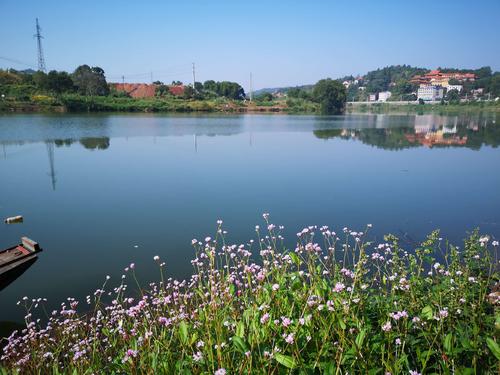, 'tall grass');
1,216,499,374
